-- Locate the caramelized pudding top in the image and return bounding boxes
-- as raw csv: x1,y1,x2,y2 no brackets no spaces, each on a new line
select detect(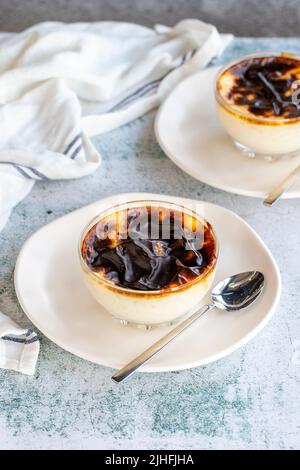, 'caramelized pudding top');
81,206,217,291
217,55,300,119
